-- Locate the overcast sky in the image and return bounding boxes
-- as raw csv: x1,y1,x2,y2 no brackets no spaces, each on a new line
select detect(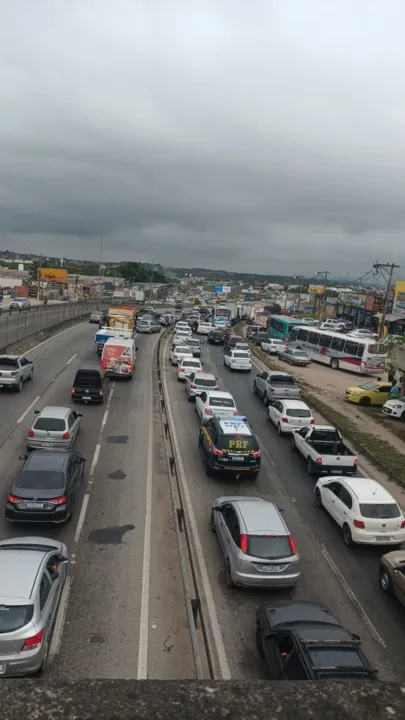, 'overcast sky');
1,1,405,276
